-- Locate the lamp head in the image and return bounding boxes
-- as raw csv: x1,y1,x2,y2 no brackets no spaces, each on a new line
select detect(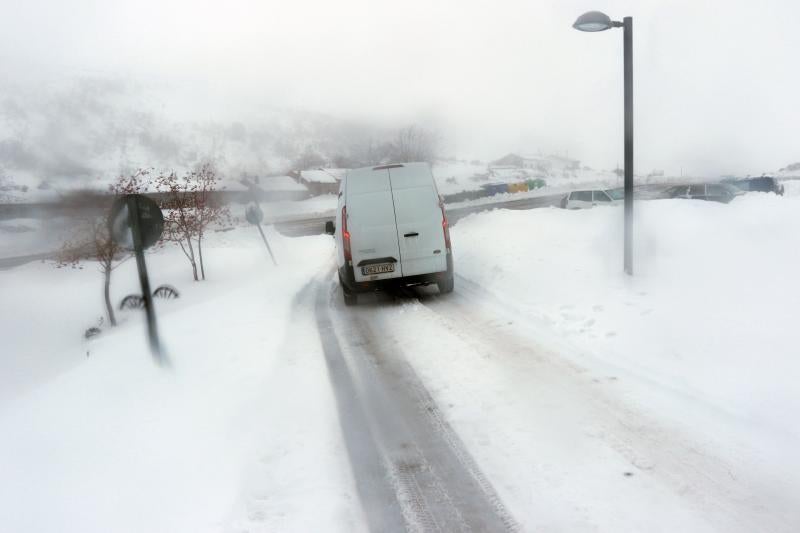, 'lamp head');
573,11,617,32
